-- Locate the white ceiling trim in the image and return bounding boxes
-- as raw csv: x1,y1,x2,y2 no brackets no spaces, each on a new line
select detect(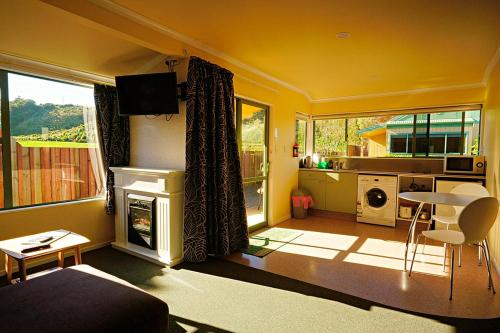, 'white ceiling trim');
91,0,312,100
482,45,500,85
0,51,115,86
311,82,485,103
